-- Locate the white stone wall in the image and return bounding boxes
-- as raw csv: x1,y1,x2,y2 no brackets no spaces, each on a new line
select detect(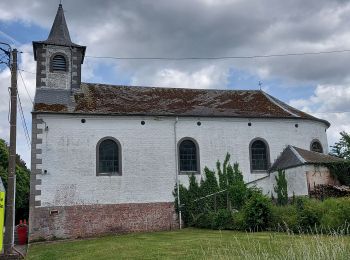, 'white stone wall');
34,115,328,206
261,166,309,197
43,45,72,89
